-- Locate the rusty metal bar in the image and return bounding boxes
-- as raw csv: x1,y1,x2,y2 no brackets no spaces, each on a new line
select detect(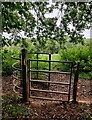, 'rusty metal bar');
30,79,70,85
13,79,22,90
30,88,69,95
28,52,50,54
12,62,22,71
30,69,70,74
12,74,22,81
29,59,73,63
31,66,49,70
30,96,66,101
13,86,22,96
11,55,21,60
